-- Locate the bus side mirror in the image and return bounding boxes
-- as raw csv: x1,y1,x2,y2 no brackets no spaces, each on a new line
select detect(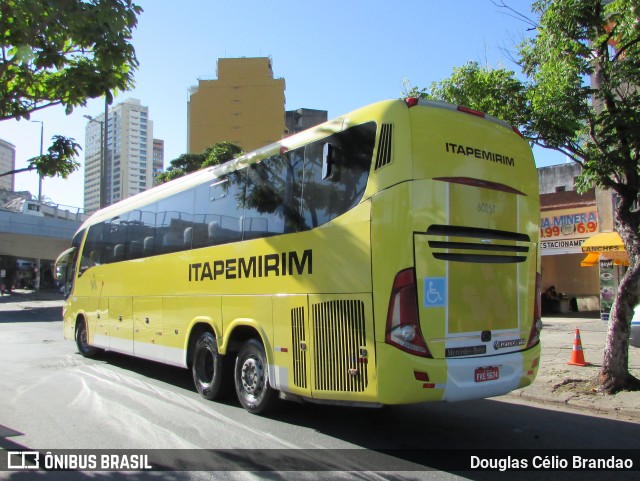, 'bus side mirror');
322,143,340,181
